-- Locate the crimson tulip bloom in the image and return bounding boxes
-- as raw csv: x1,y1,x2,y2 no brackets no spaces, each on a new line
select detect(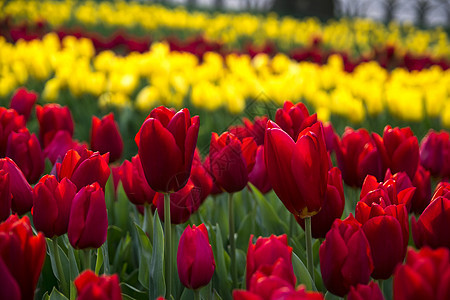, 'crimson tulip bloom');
36,104,74,147
233,285,324,300
32,175,77,238
6,128,44,183
0,215,46,300
348,282,384,300
74,270,122,300
420,129,450,178
56,148,110,191
90,113,123,163
264,121,329,218
296,167,345,238
43,130,88,164
275,101,317,141
393,247,450,300
0,158,33,215
0,170,10,222
412,182,450,249
177,224,215,289
229,116,267,146
209,132,257,193
248,146,272,194
410,165,431,214
136,106,199,193
9,87,38,121
335,127,385,187
0,107,26,156
120,155,157,206
68,182,108,249
320,215,373,297
246,234,295,290
190,151,213,205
